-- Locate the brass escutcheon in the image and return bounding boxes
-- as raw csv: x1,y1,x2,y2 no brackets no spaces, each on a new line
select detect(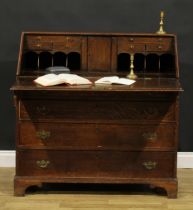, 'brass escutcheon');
36,160,50,168
143,161,157,170
36,130,51,140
